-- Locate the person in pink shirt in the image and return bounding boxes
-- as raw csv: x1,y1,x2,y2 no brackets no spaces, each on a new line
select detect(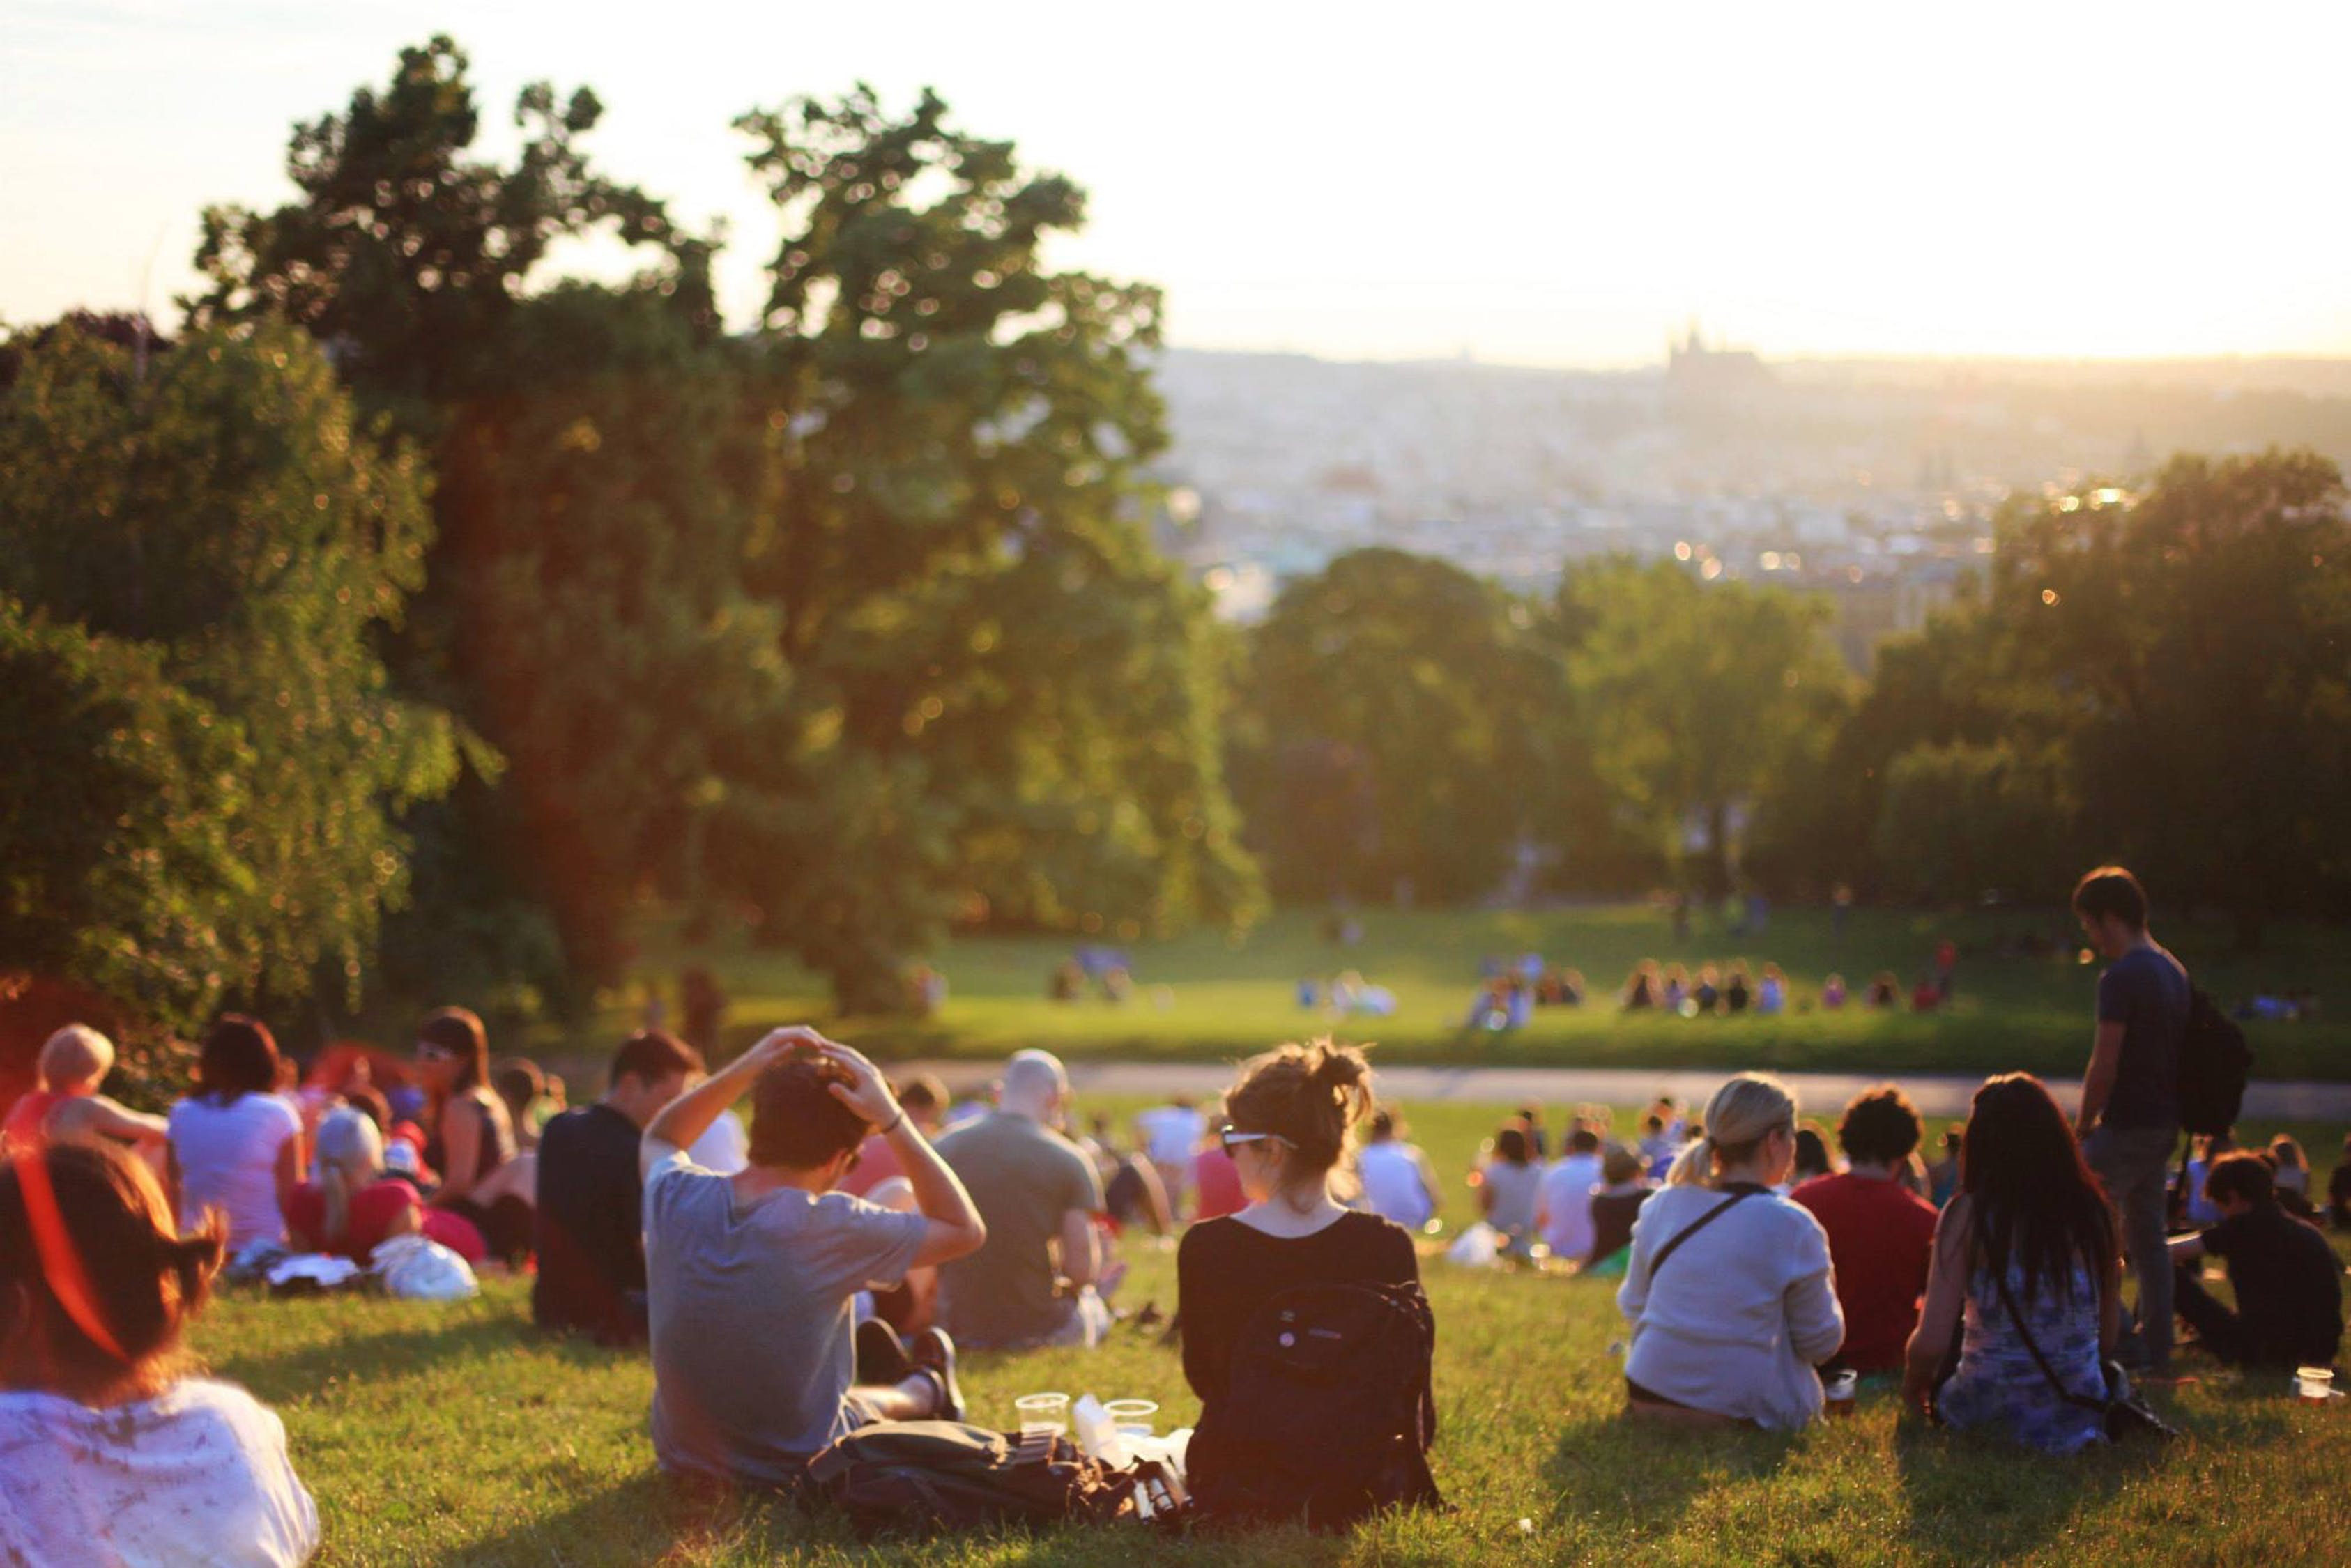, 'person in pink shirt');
1191,1143,1247,1221
2,1025,168,1163
839,1075,947,1199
